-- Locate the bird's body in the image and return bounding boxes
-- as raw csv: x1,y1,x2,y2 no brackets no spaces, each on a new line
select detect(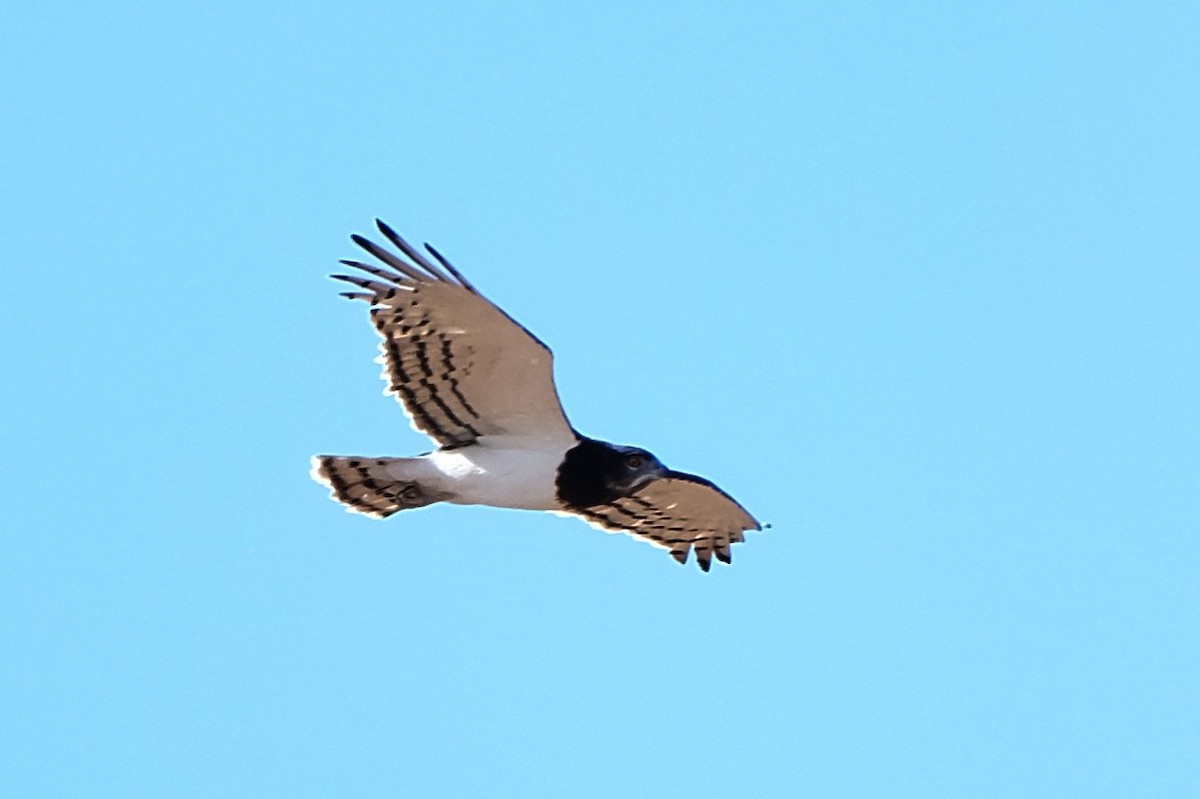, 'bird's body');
419,437,574,511
313,221,762,570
